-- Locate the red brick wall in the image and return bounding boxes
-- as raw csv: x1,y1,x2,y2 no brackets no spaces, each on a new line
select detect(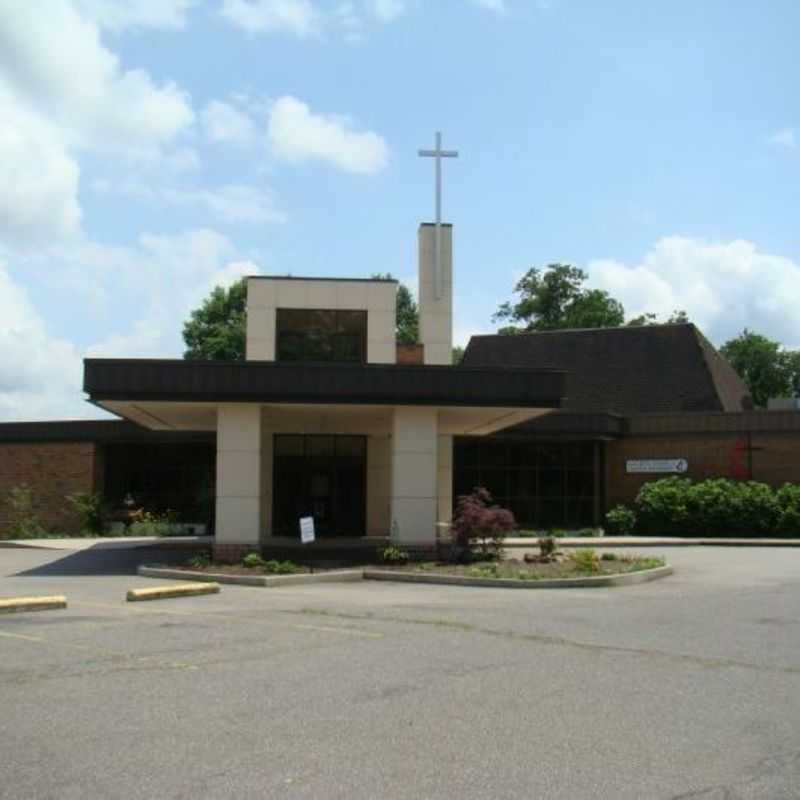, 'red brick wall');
606,432,800,508
0,442,99,537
